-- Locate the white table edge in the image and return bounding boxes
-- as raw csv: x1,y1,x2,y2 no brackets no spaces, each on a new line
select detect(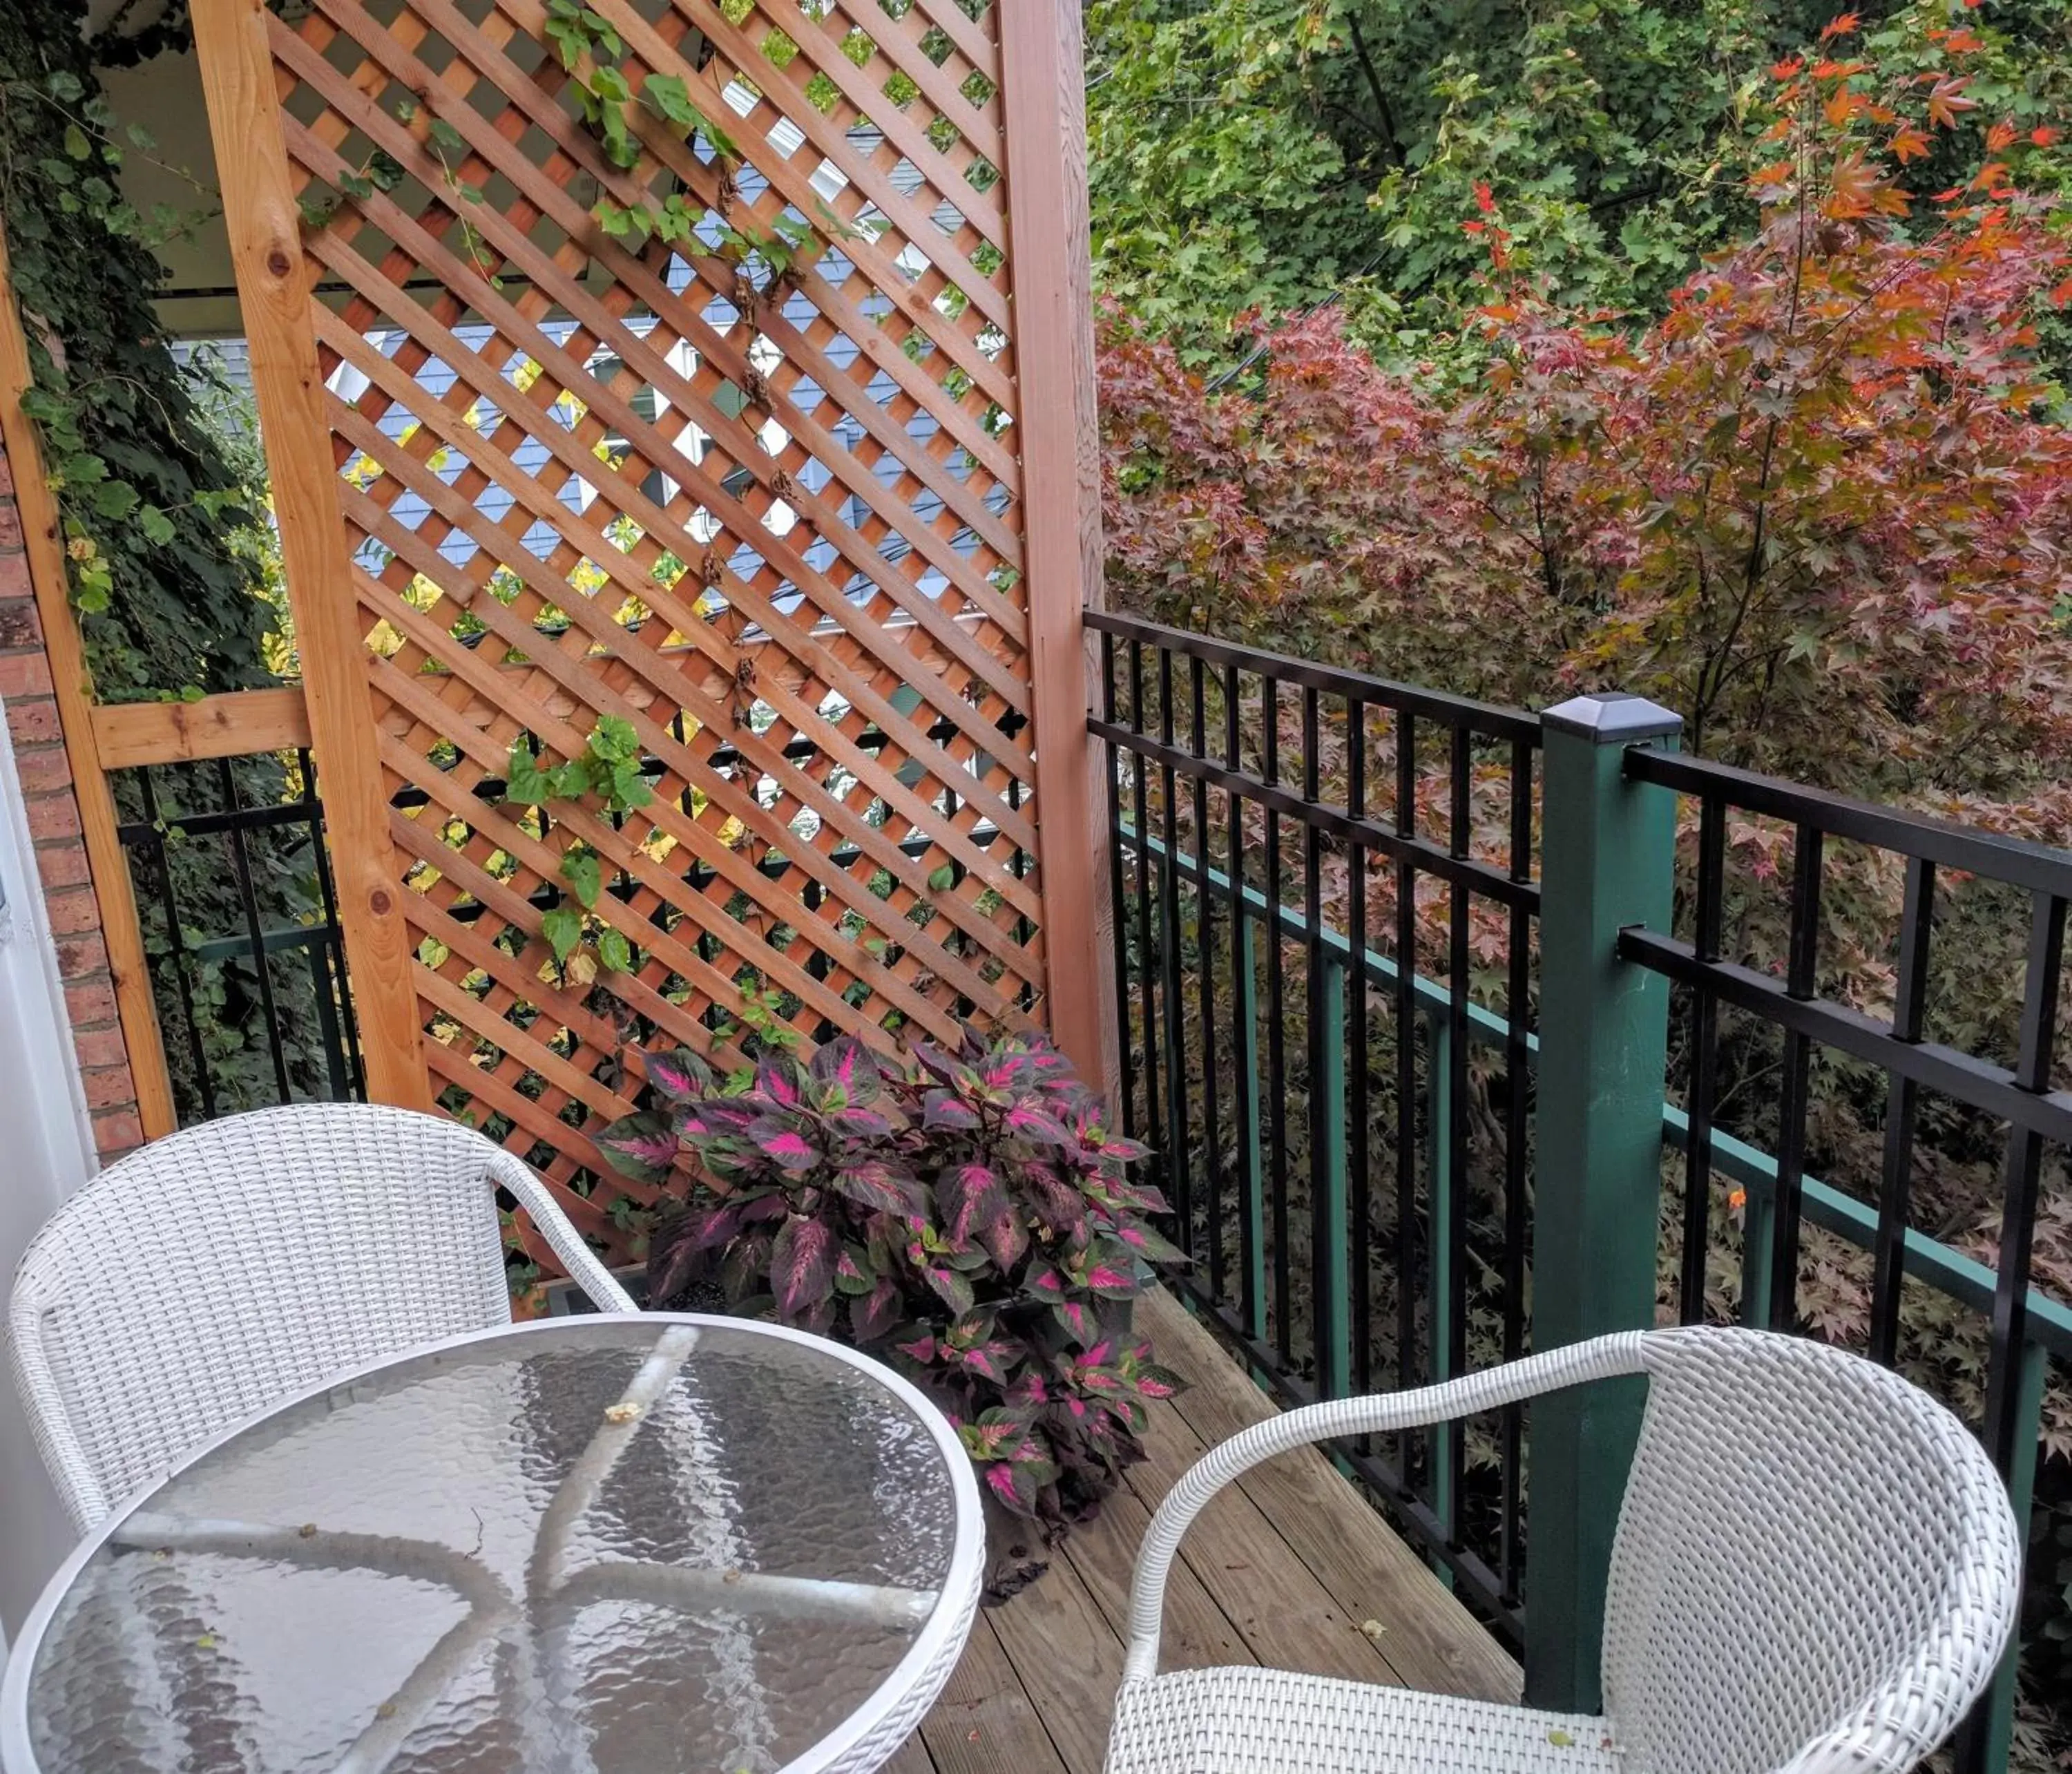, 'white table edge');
0,1310,986,1774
